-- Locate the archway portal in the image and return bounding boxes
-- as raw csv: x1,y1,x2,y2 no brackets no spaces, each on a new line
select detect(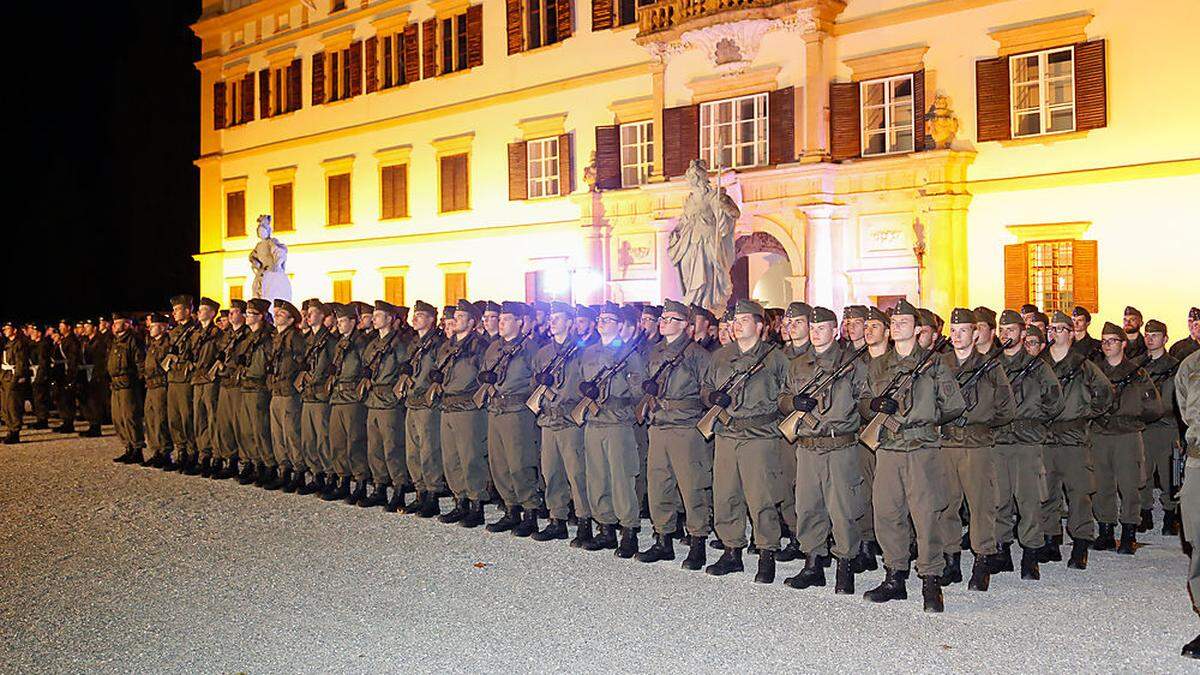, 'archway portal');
731,231,793,308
